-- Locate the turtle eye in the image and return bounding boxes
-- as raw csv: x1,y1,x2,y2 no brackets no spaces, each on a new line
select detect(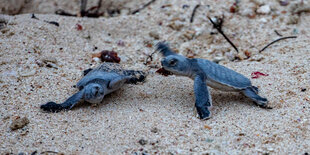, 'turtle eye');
169,59,177,66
